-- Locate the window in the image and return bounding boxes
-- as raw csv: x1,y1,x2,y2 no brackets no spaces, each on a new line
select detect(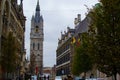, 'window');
38,54,40,56
33,43,35,50
35,26,39,32
38,43,39,50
